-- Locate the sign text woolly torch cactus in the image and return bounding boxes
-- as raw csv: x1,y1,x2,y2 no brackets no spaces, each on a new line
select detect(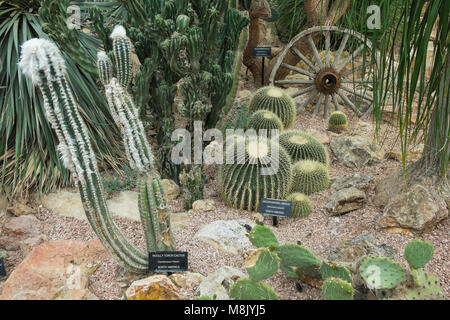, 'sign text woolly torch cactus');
19,36,175,273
